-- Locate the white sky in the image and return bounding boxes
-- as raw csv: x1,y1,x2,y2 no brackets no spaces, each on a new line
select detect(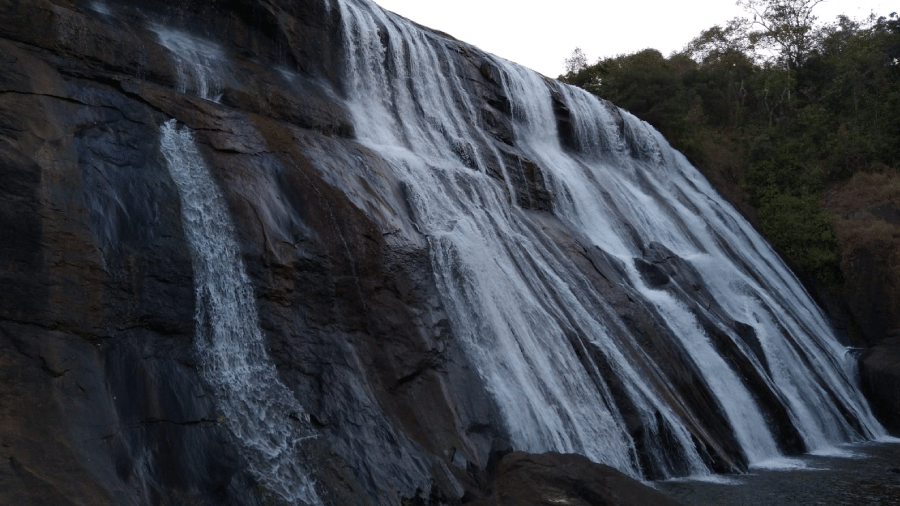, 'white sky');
371,0,892,77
